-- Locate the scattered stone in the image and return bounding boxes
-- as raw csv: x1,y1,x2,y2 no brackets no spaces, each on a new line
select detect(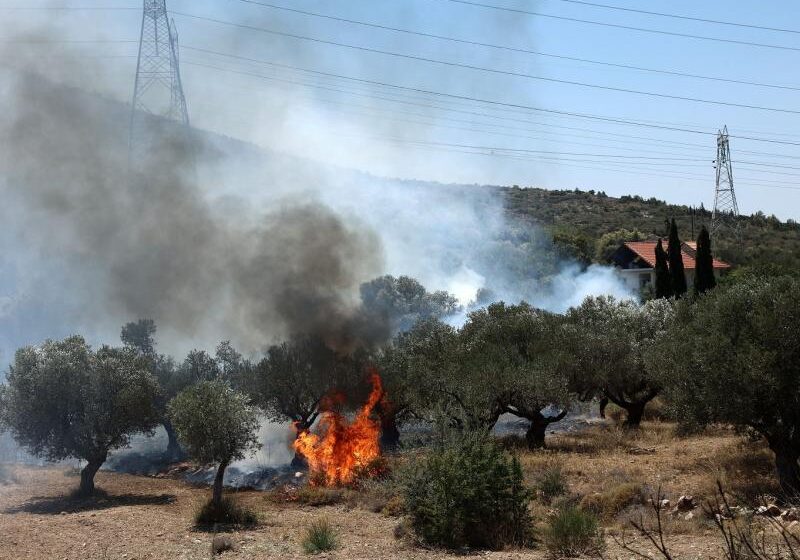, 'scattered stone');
781,508,799,522
685,511,695,521
294,472,304,478
659,499,671,509
756,504,782,517
211,535,234,555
